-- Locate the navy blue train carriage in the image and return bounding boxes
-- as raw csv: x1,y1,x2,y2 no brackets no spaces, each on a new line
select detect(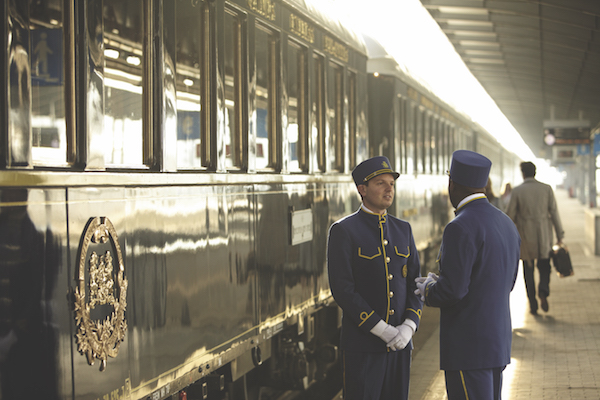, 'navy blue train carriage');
0,0,520,399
